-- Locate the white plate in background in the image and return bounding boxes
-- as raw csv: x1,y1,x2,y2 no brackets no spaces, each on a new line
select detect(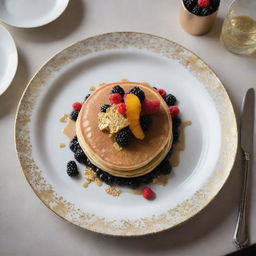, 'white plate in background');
15,32,237,236
0,24,17,95
0,0,69,28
